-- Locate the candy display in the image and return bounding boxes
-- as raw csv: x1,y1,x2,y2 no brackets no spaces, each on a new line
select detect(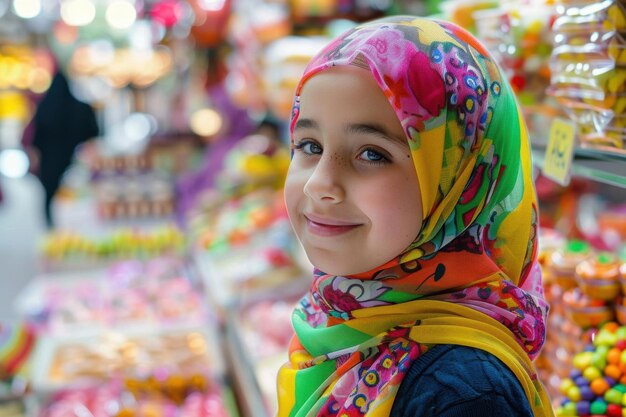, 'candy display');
555,322,626,416
598,204,626,244
563,288,615,329
237,299,295,361
16,258,207,334
83,141,199,178
95,175,175,220
537,232,626,402
474,2,554,106
546,240,594,290
229,297,298,416
195,232,308,308
549,0,626,150
261,36,328,120
191,186,310,307
72,138,201,220
216,135,290,197
441,0,500,34
40,226,186,266
38,376,234,417
31,327,224,391
576,253,622,301
193,189,288,252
